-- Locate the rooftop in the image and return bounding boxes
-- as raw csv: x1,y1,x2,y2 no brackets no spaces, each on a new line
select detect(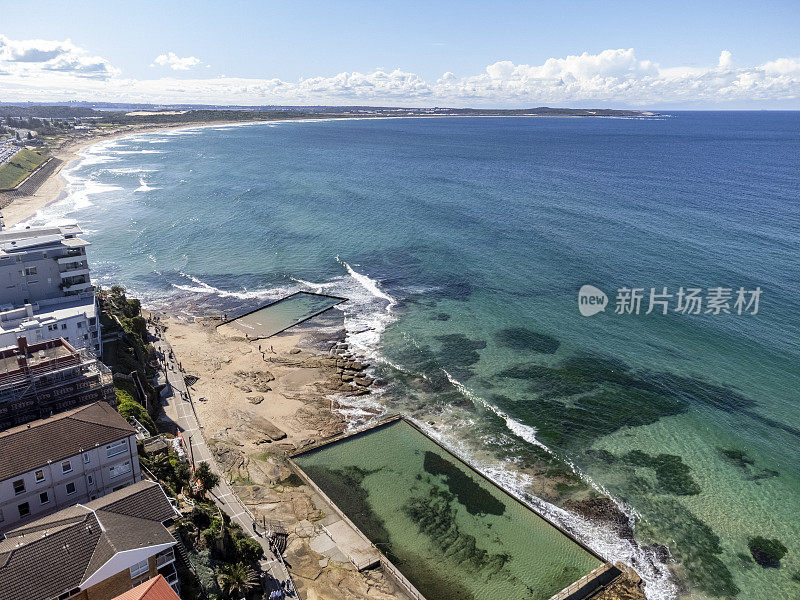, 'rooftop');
111,575,180,600
0,337,77,375
0,481,178,600
0,294,97,333
0,224,86,256
0,402,134,481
